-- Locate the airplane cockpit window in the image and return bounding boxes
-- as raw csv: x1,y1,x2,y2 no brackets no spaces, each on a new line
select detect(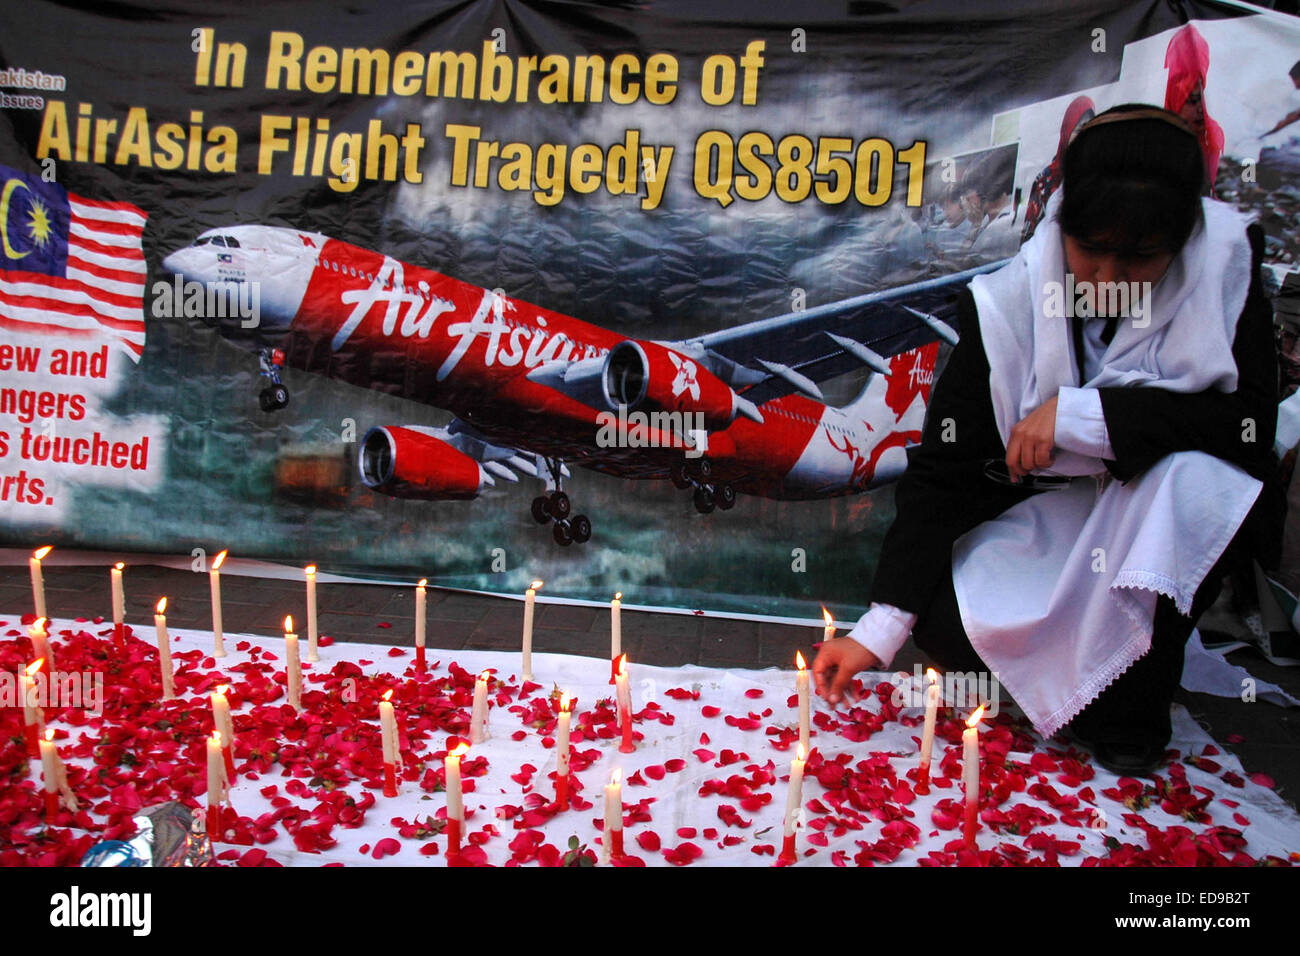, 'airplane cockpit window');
224,237,240,248
210,236,227,247
193,236,210,246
